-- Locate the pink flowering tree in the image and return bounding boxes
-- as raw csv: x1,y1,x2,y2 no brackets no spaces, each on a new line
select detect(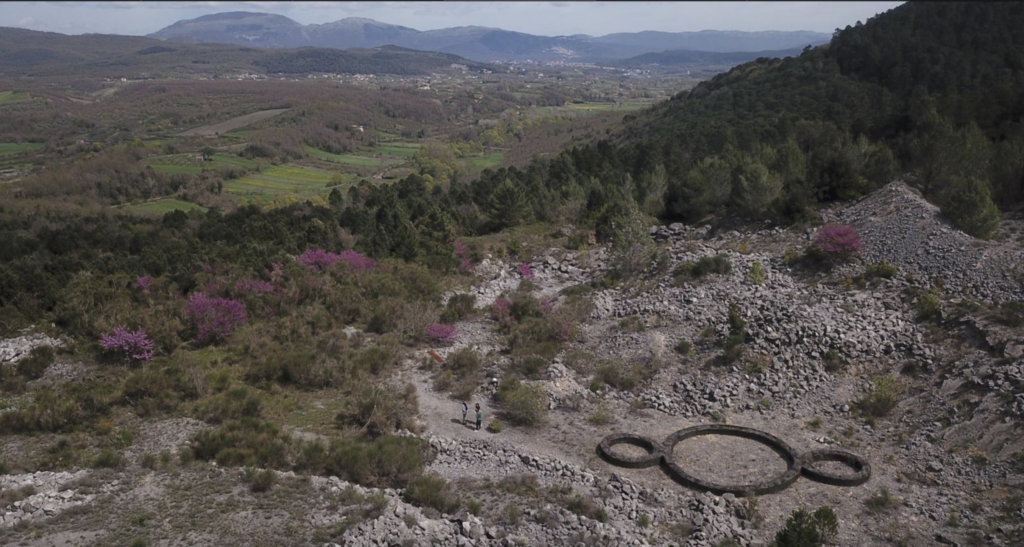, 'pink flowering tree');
491,297,512,323
135,275,153,291
453,239,468,258
811,225,863,261
518,262,535,280
338,250,376,271
99,327,155,365
186,292,248,343
425,323,457,346
298,249,376,272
